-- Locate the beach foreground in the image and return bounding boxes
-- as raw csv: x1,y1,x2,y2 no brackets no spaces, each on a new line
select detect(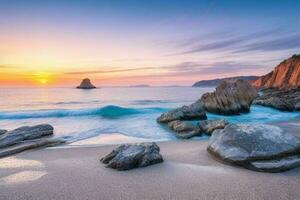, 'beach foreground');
1,138,300,200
